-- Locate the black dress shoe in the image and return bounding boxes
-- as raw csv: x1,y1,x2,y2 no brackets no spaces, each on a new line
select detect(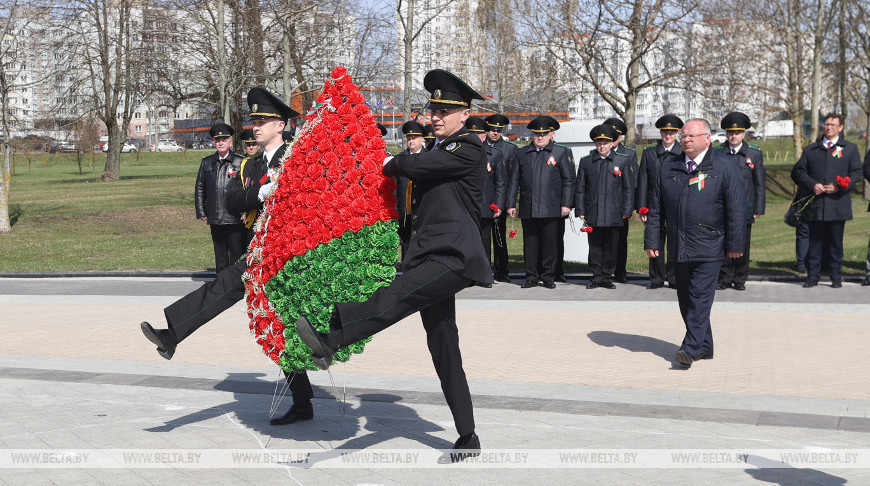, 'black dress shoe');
140,322,177,360
438,433,481,464
615,275,628,284
862,276,870,286
675,350,693,368
555,275,568,283
646,283,663,289
296,316,335,370
494,275,511,283
696,351,714,360
542,281,557,289
732,283,746,291
796,265,807,274
802,280,818,288
716,283,728,290
602,282,616,289
479,282,492,288
586,282,600,289
520,280,538,288
270,403,314,425
831,280,842,288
